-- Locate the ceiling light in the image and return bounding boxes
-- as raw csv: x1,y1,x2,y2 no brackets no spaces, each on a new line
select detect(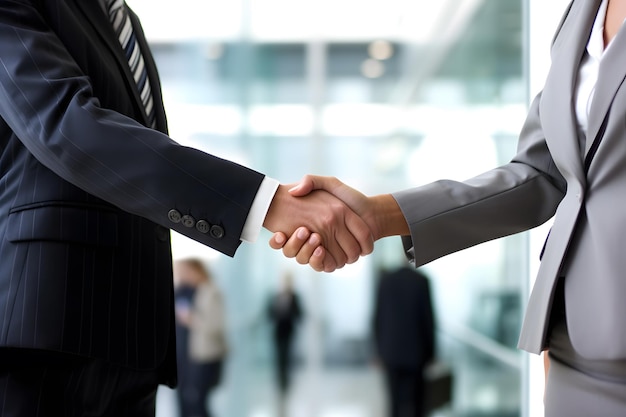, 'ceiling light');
368,40,394,60
361,59,385,78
